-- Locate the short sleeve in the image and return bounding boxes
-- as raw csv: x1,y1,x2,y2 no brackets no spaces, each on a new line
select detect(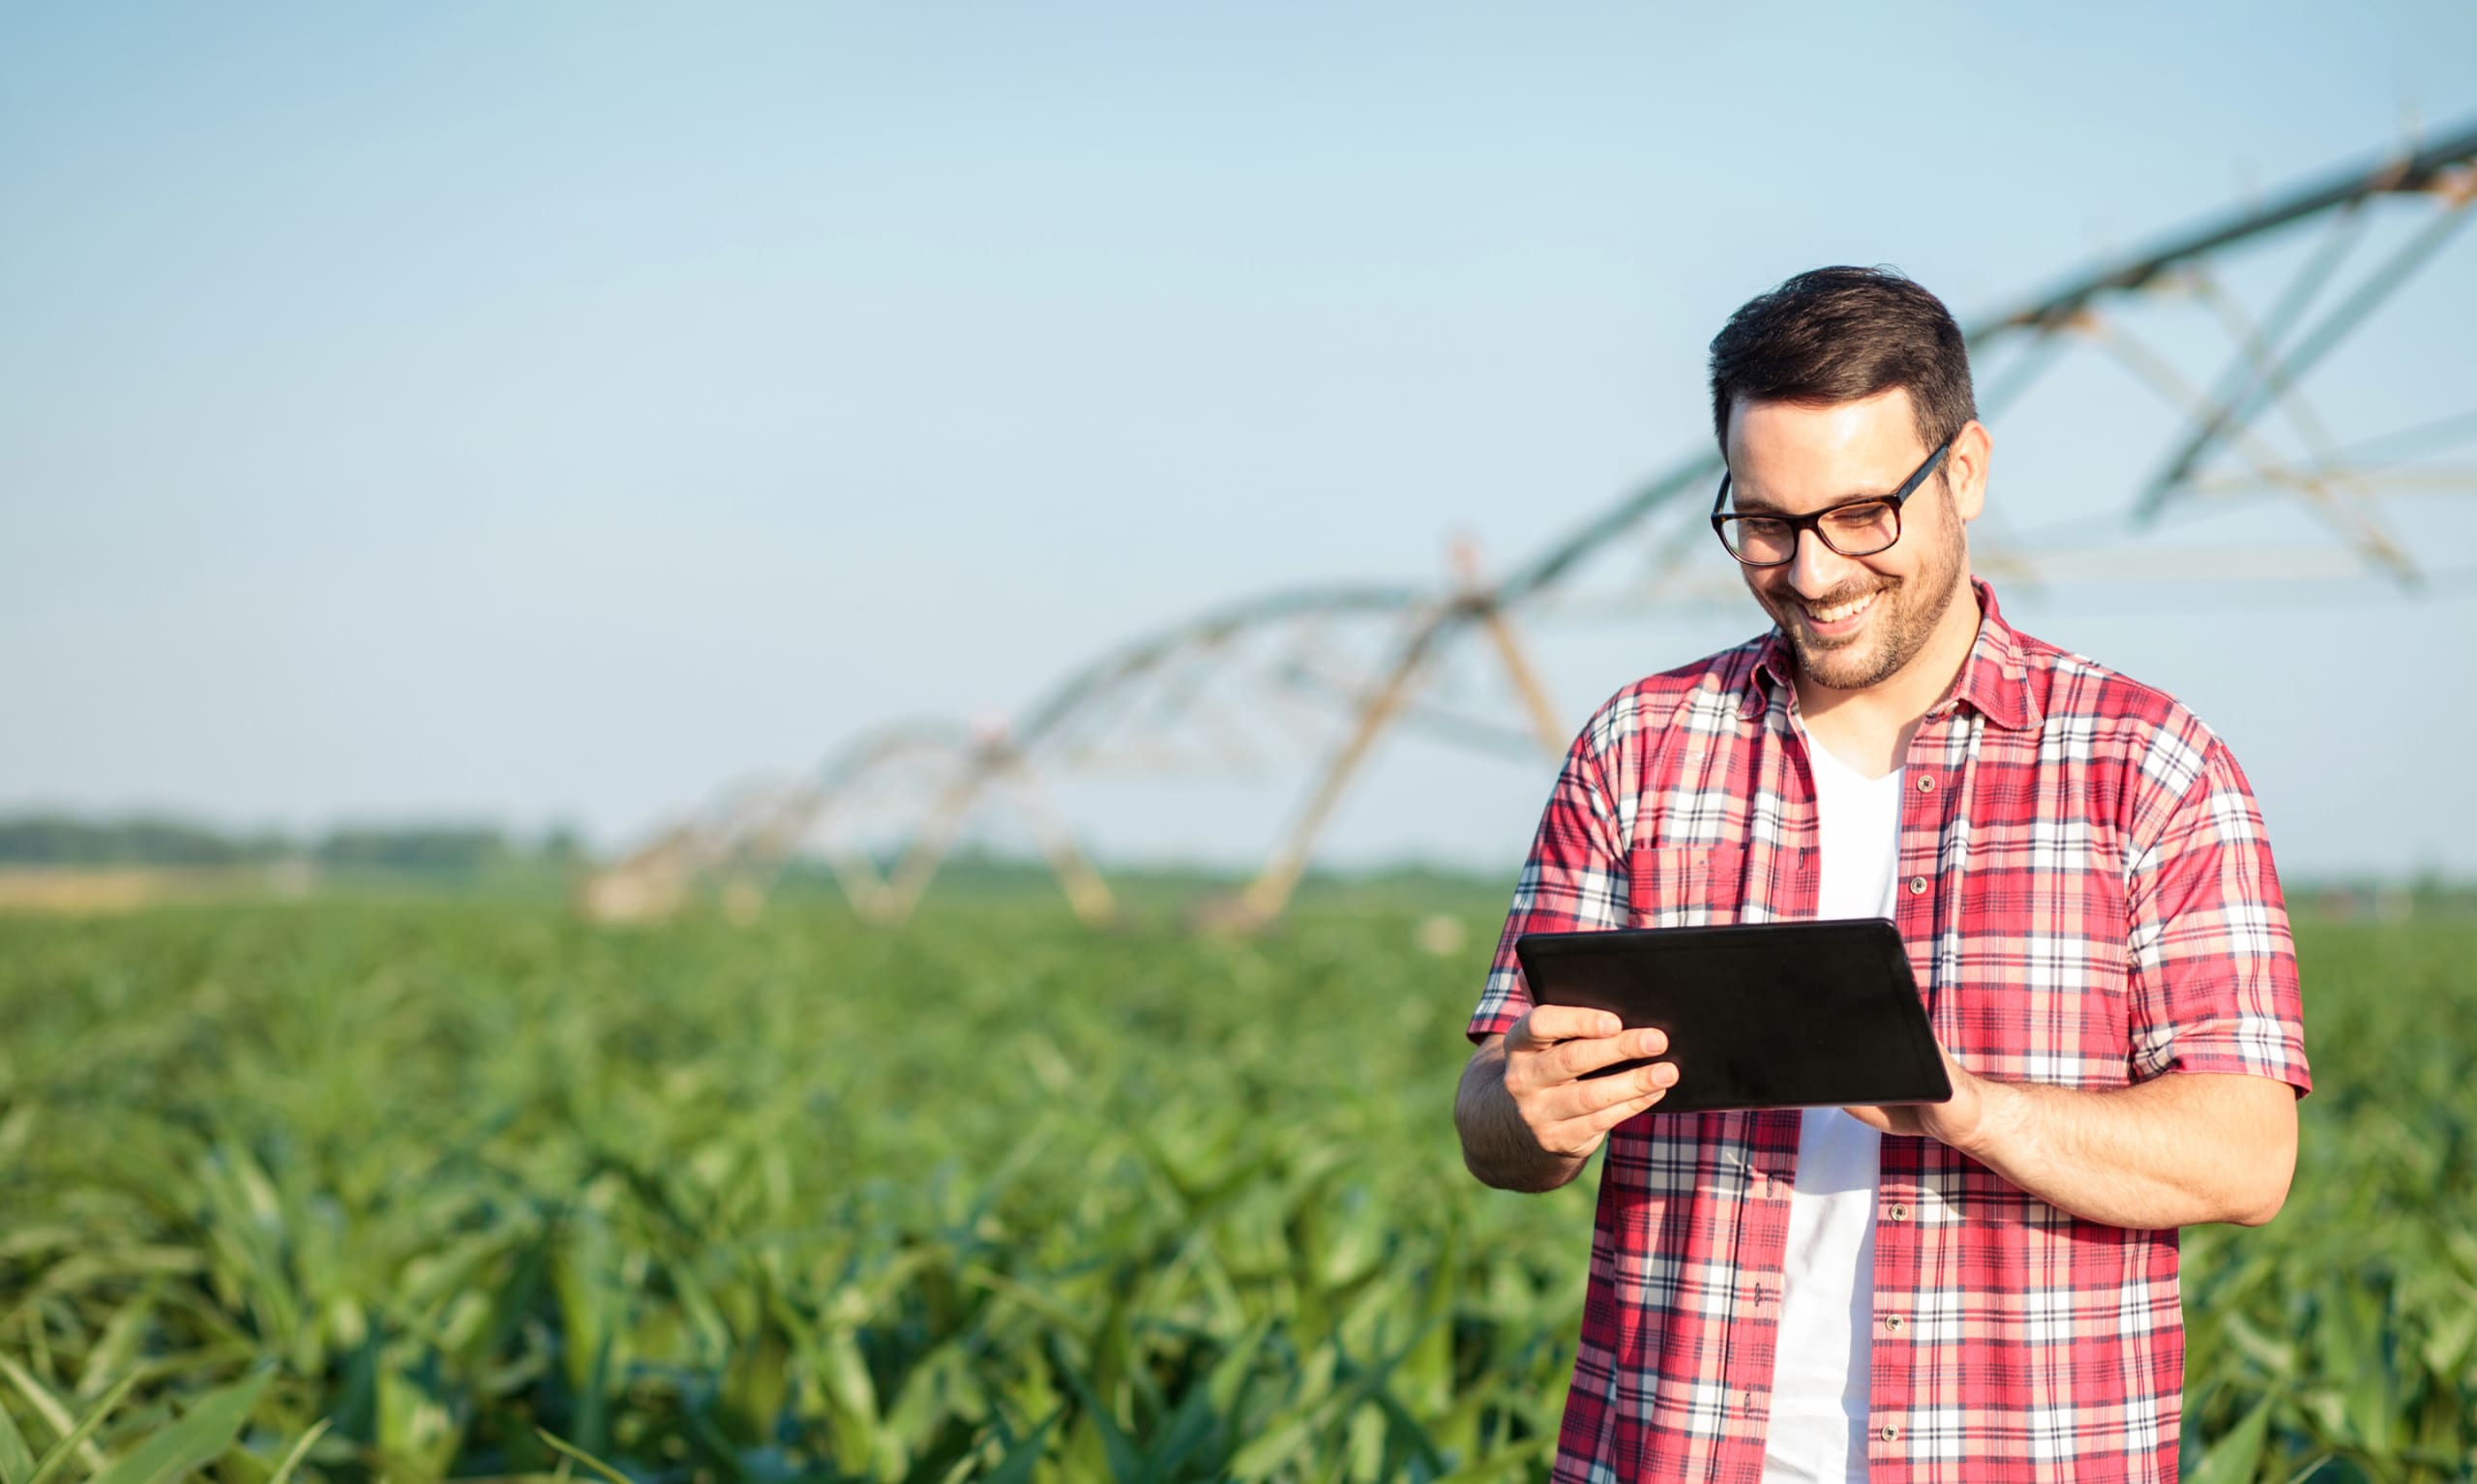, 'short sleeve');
2124,734,2311,1094
1467,720,1632,1045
